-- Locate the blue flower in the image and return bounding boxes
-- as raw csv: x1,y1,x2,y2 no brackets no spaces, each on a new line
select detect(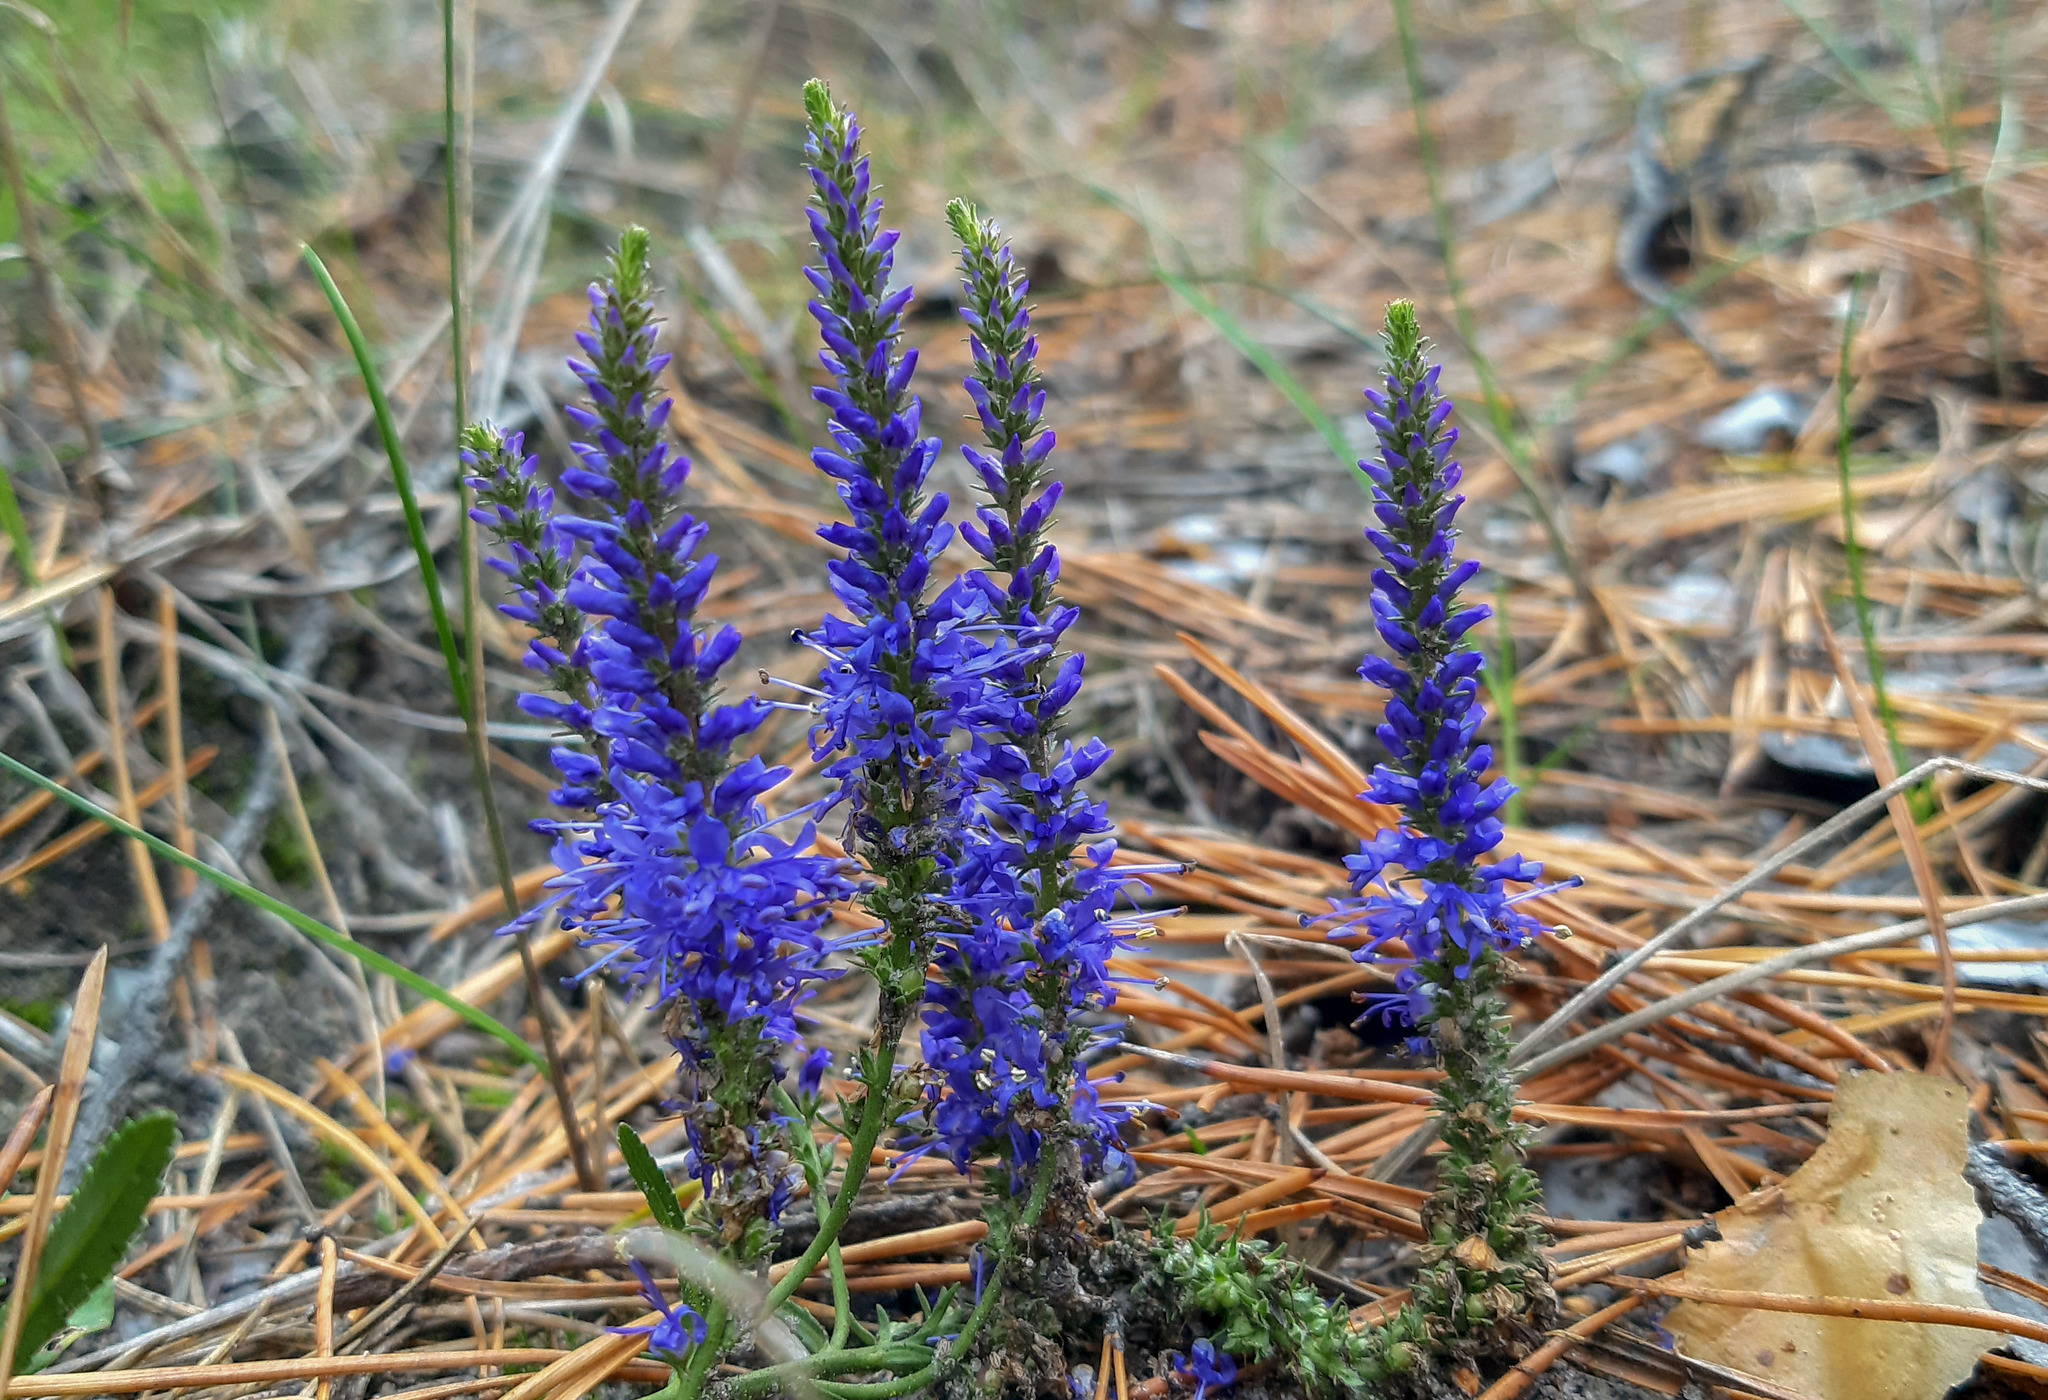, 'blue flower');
1319,303,1575,1046
610,1260,707,1360
470,228,855,1246
912,203,1139,1186
790,82,982,844
1170,1338,1238,1399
